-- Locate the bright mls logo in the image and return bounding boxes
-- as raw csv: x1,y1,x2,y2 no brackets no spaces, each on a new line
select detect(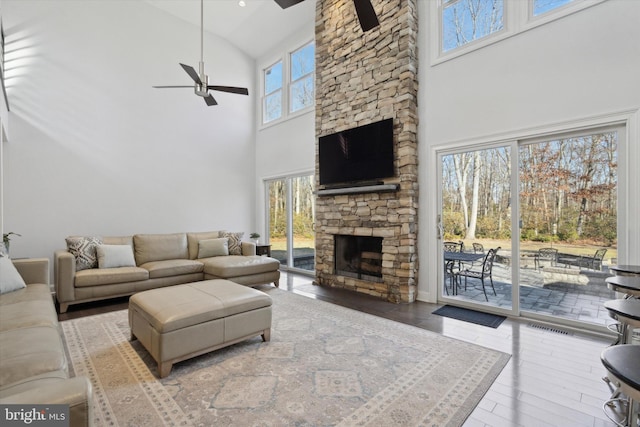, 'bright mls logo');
1,405,69,426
